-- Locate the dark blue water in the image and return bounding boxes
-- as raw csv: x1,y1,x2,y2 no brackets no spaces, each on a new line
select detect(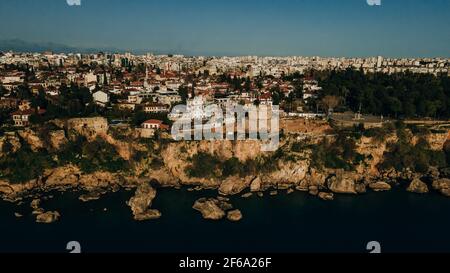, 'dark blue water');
1,187,449,253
